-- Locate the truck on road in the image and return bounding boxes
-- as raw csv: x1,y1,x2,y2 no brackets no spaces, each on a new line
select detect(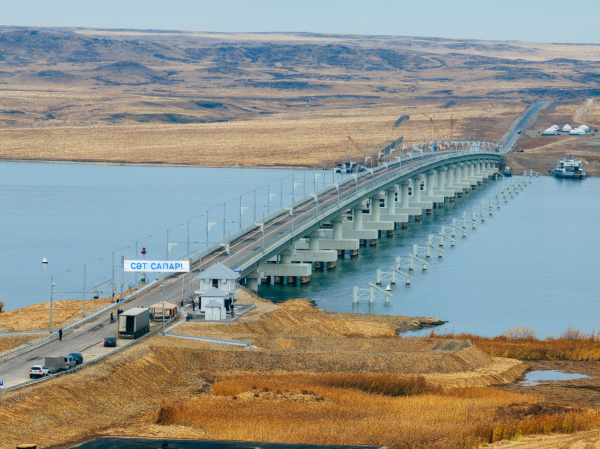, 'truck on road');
44,355,76,373
118,307,150,339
